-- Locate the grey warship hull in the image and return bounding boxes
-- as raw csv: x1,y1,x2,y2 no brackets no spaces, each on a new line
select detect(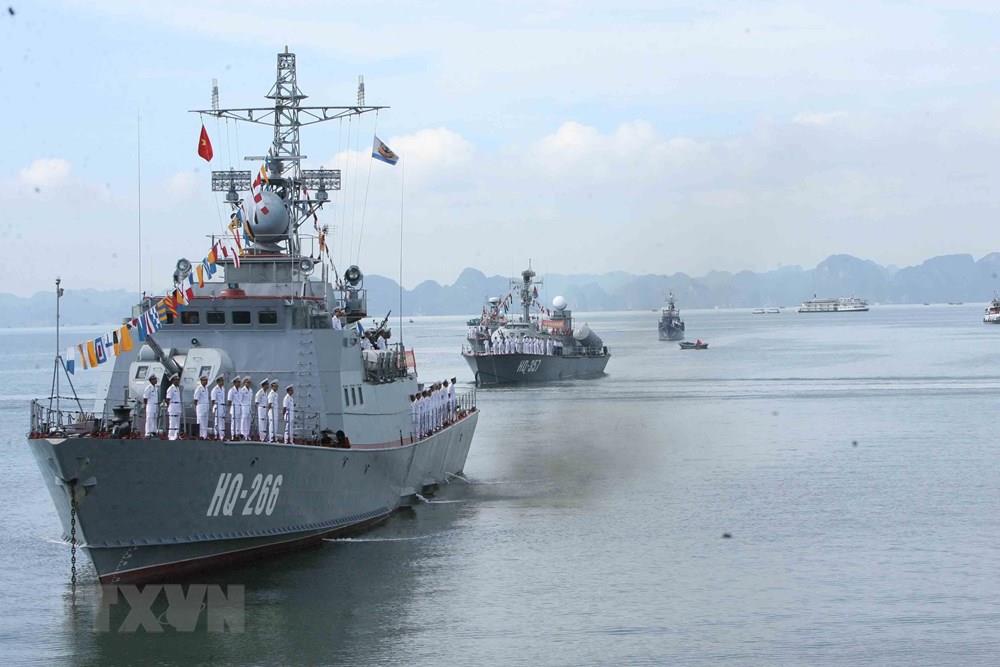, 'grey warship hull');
463,352,609,386
658,323,685,341
28,412,477,583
